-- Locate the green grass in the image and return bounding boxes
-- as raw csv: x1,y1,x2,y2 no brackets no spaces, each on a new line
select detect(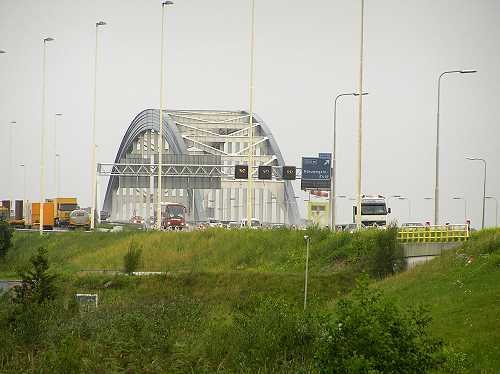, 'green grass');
0,228,499,372
377,228,500,372
0,227,395,277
